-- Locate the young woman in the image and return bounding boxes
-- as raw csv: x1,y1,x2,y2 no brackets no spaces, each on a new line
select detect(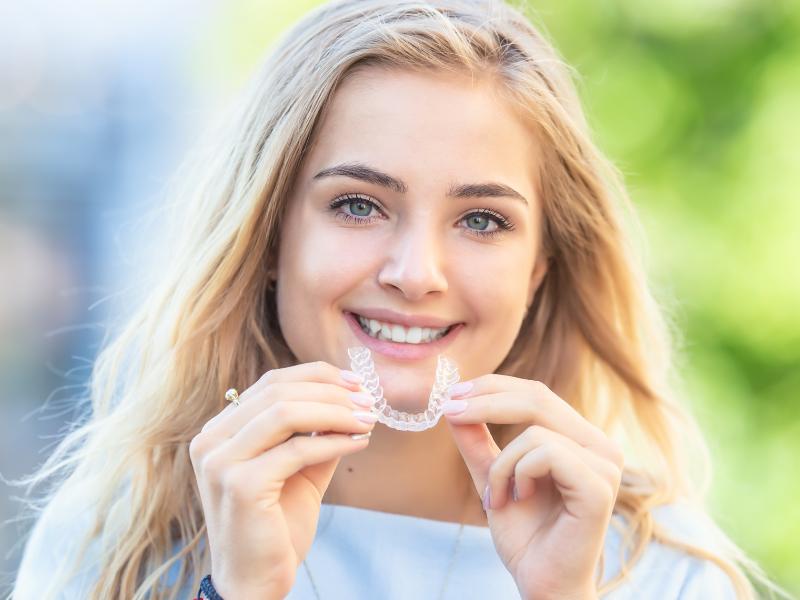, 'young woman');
12,1,788,599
